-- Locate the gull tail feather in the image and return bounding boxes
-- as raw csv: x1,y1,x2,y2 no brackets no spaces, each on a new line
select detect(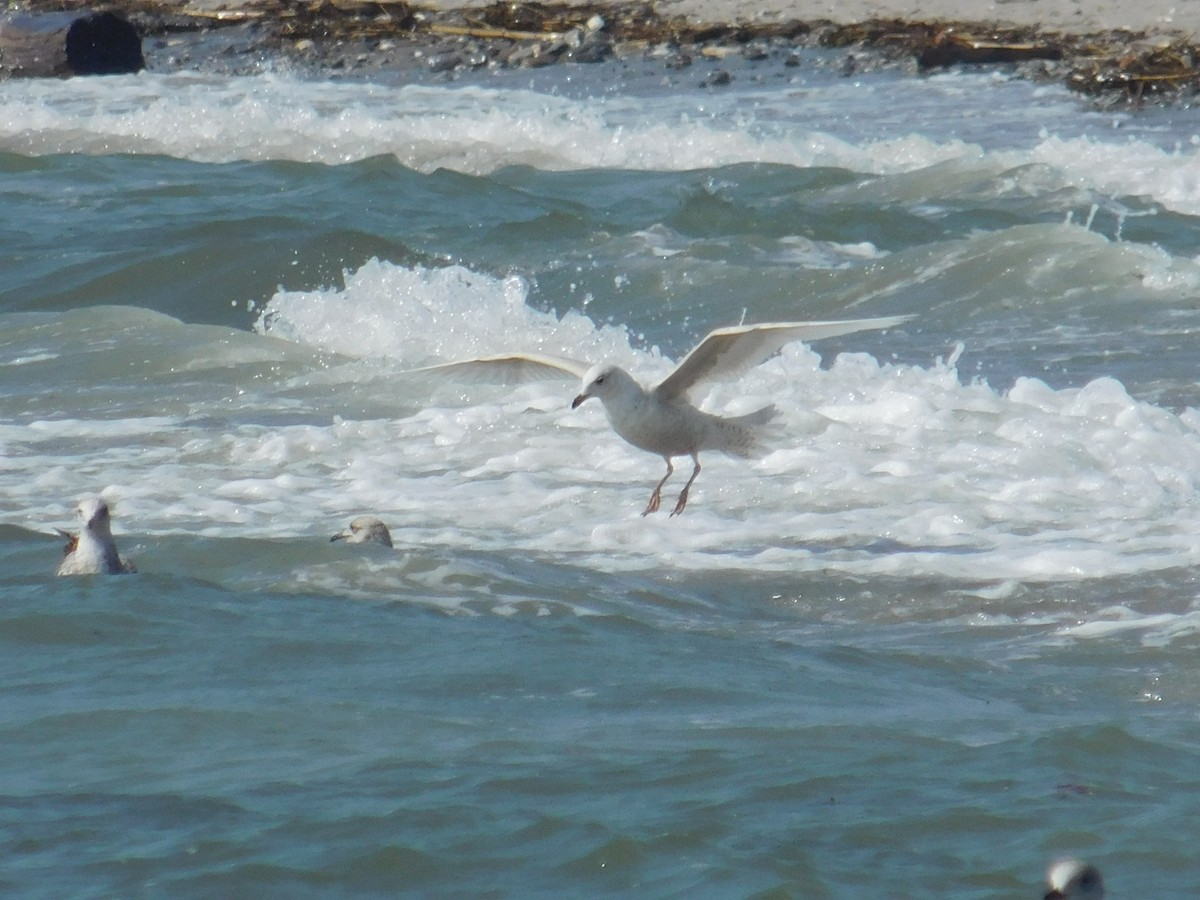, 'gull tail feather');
712,403,778,457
